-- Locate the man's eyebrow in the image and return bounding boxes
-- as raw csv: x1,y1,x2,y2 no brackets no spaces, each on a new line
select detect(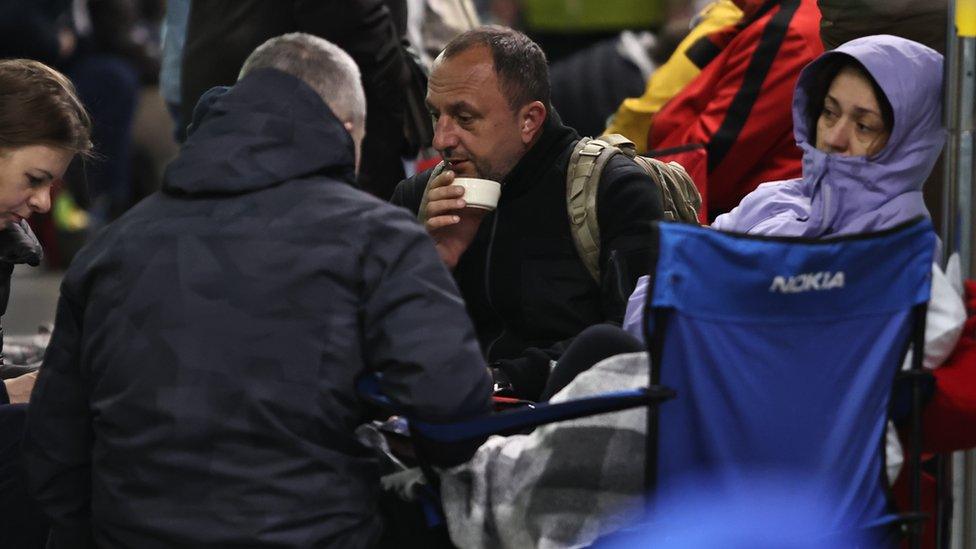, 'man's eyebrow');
443,101,479,115
426,100,479,115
